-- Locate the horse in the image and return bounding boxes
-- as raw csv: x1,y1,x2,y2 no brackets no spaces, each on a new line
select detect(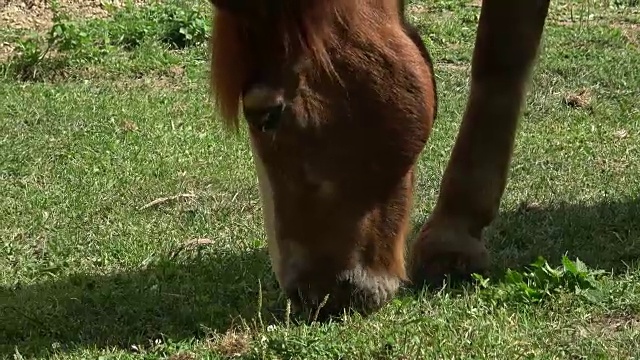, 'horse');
207,0,551,319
